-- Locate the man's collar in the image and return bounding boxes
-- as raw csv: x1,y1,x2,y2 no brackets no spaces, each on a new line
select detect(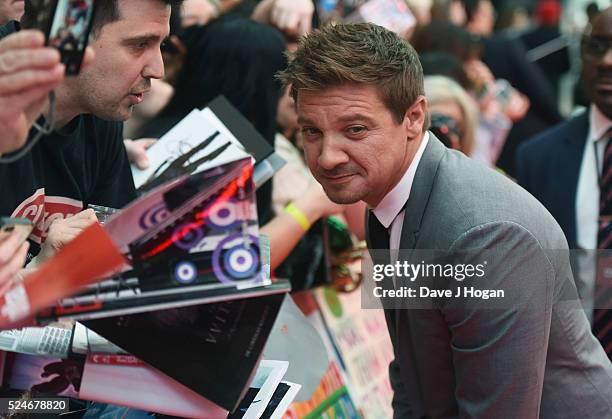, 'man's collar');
373,132,430,228
590,105,612,142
